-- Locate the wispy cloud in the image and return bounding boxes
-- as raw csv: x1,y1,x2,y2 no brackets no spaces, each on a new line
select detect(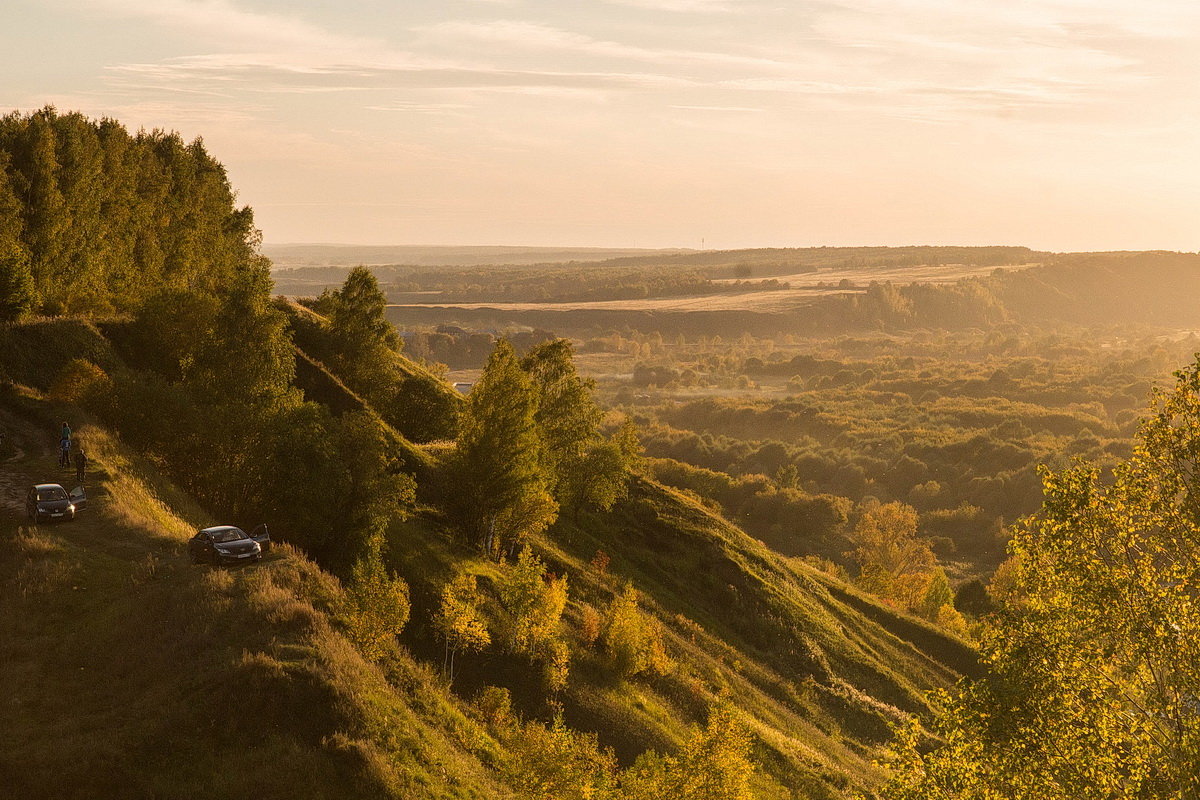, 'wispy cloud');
108,56,685,95
26,0,1200,250
84,0,376,54
603,0,743,12
366,101,471,113
419,20,791,71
